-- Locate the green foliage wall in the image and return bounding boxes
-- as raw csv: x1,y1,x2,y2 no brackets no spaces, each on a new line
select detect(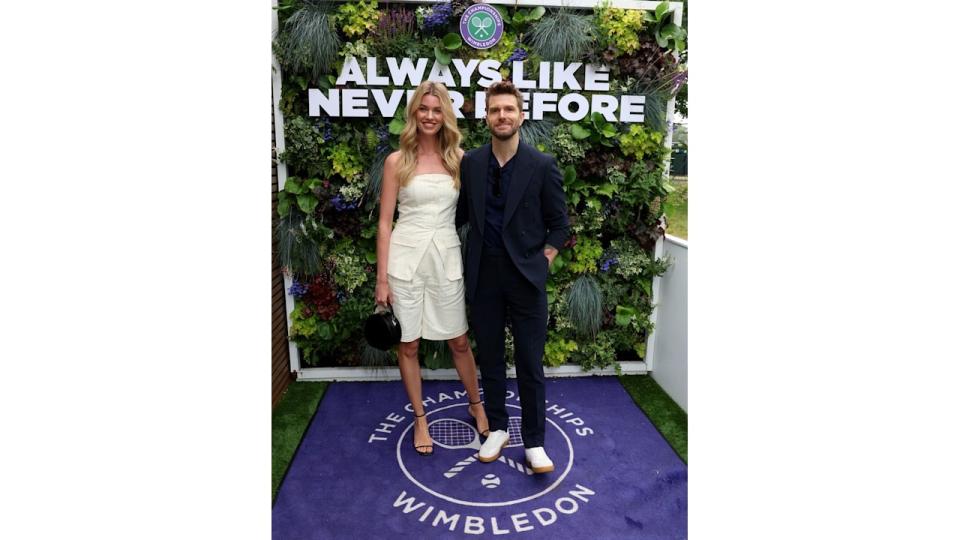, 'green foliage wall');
273,0,686,371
